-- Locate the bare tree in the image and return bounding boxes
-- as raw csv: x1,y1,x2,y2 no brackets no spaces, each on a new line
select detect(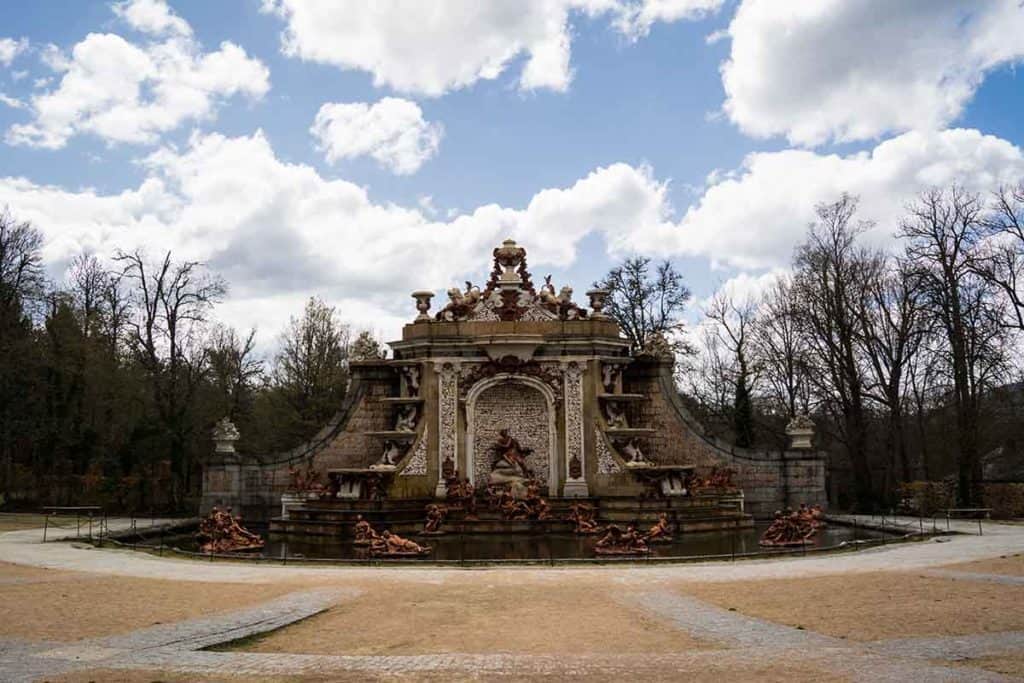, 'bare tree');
594,257,692,354
207,325,263,421
856,257,928,491
0,207,44,314
115,250,227,502
976,182,1024,331
899,186,1006,505
752,276,810,420
704,290,759,447
792,194,877,509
